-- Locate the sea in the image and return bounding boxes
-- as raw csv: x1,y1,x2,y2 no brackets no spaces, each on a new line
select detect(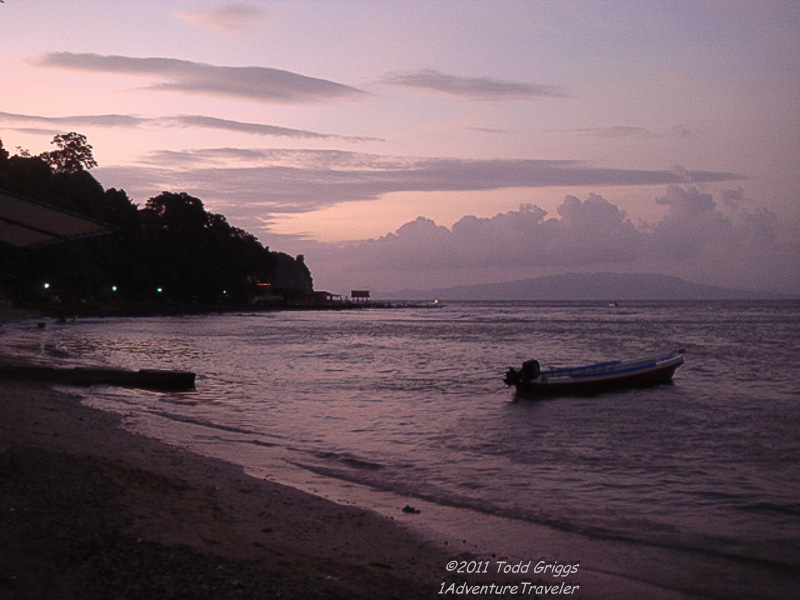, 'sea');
2,300,799,599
